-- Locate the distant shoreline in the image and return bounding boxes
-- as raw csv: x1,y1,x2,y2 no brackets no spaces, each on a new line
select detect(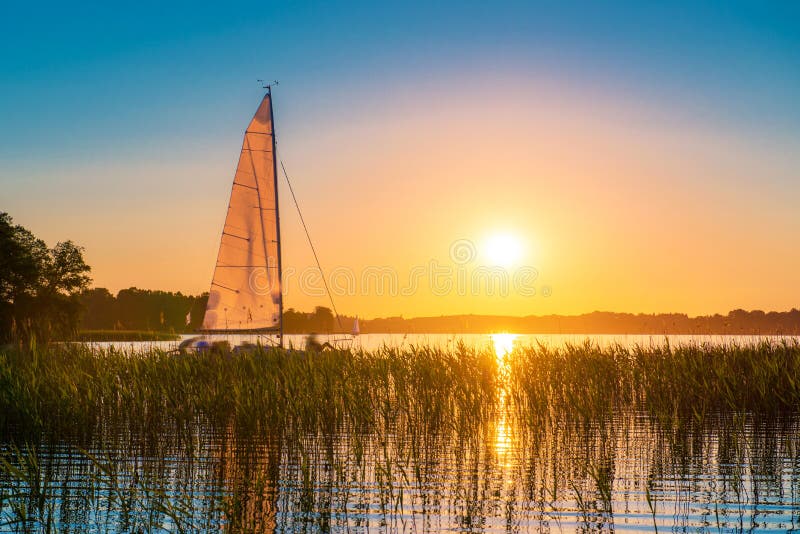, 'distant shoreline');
71,328,800,341
75,330,181,342
78,287,800,337
352,310,800,336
